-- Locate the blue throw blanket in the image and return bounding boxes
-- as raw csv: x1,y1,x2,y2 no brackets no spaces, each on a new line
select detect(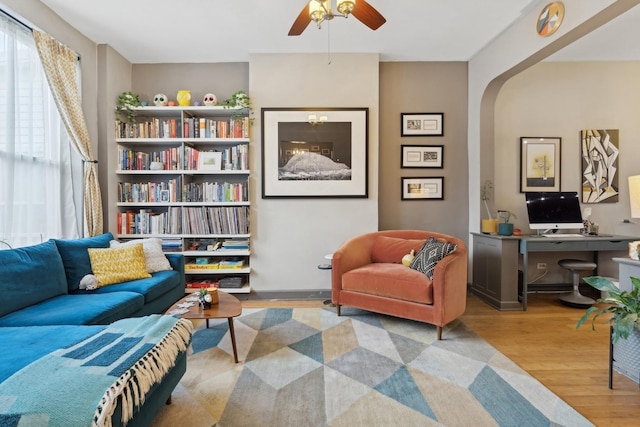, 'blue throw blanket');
0,315,192,427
